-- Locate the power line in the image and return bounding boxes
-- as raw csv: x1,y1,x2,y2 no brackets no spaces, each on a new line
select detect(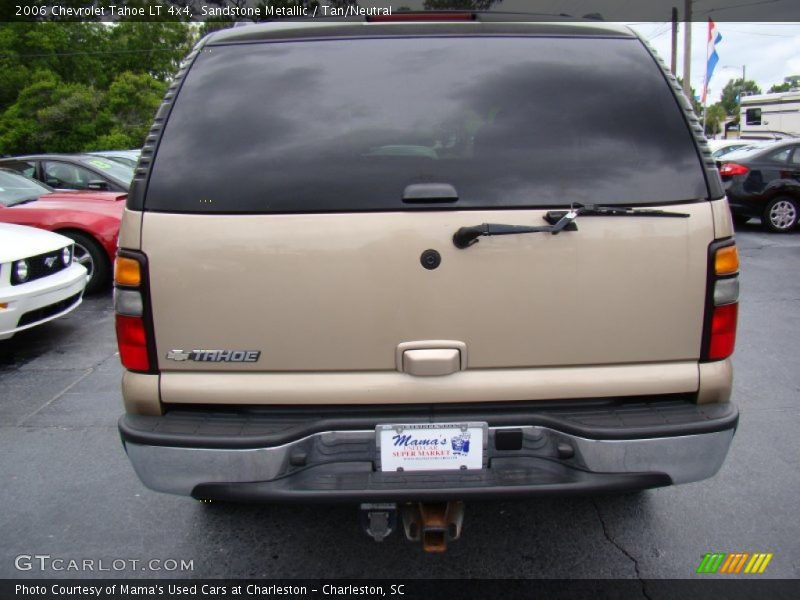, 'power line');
646,23,673,40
